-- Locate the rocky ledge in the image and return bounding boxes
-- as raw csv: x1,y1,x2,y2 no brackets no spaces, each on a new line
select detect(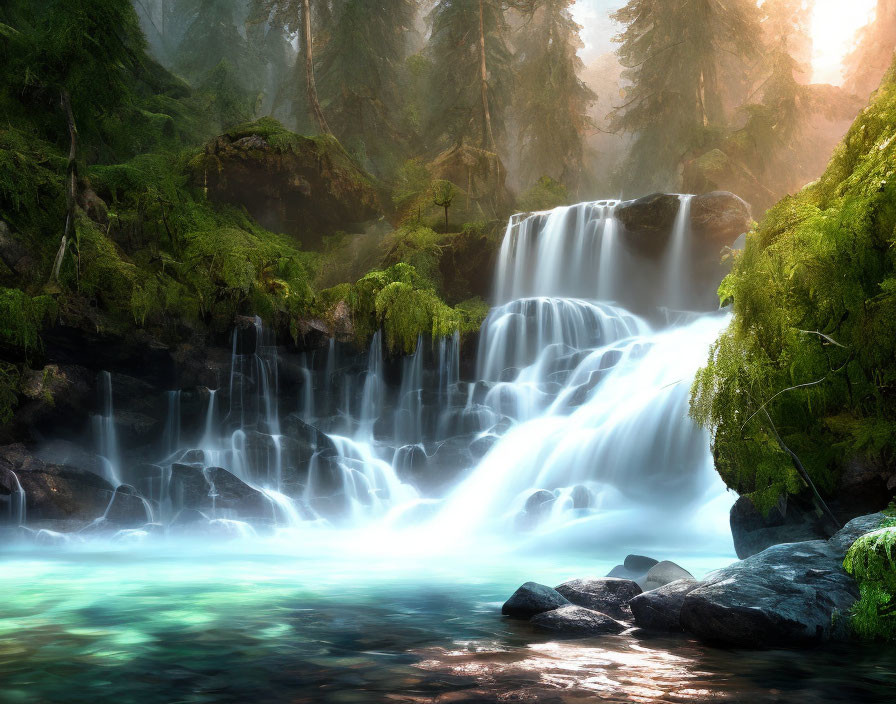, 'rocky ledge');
503,513,885,648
